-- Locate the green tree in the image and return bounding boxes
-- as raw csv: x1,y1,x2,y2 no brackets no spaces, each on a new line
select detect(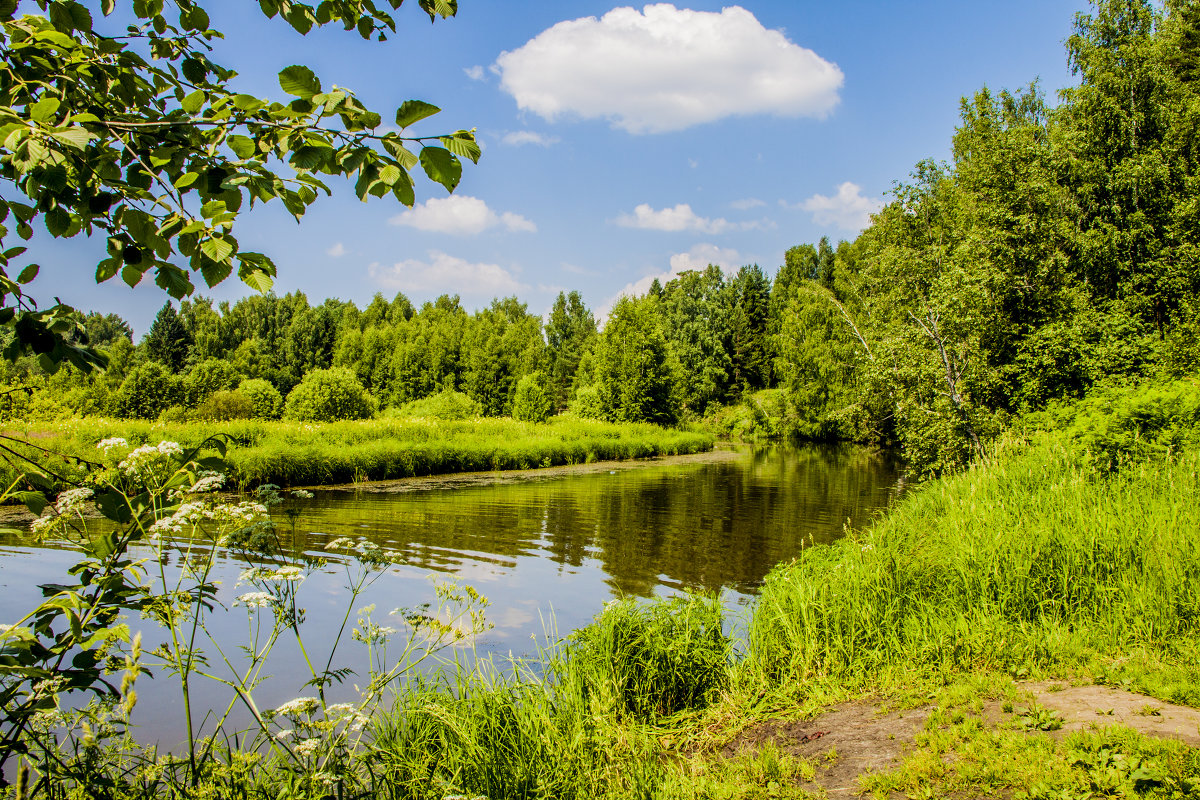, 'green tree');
110,361,182,419
511,371,553,423
0,0,479,370
659,265,732,413
545,291,597,412
726,265,772,393
593,295,679,424
144,302,192,371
